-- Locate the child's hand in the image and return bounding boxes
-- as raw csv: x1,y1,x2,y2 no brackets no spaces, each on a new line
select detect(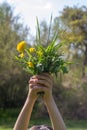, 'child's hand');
28,73,53,102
